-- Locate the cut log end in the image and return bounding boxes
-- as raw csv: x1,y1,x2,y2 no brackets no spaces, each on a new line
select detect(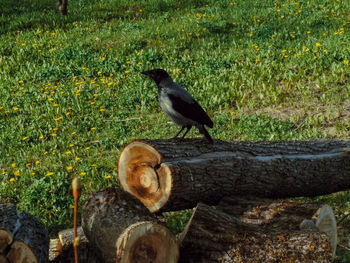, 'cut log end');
0,228,12,253
116,221,179,263
6,241,38,263
118,141,172,212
